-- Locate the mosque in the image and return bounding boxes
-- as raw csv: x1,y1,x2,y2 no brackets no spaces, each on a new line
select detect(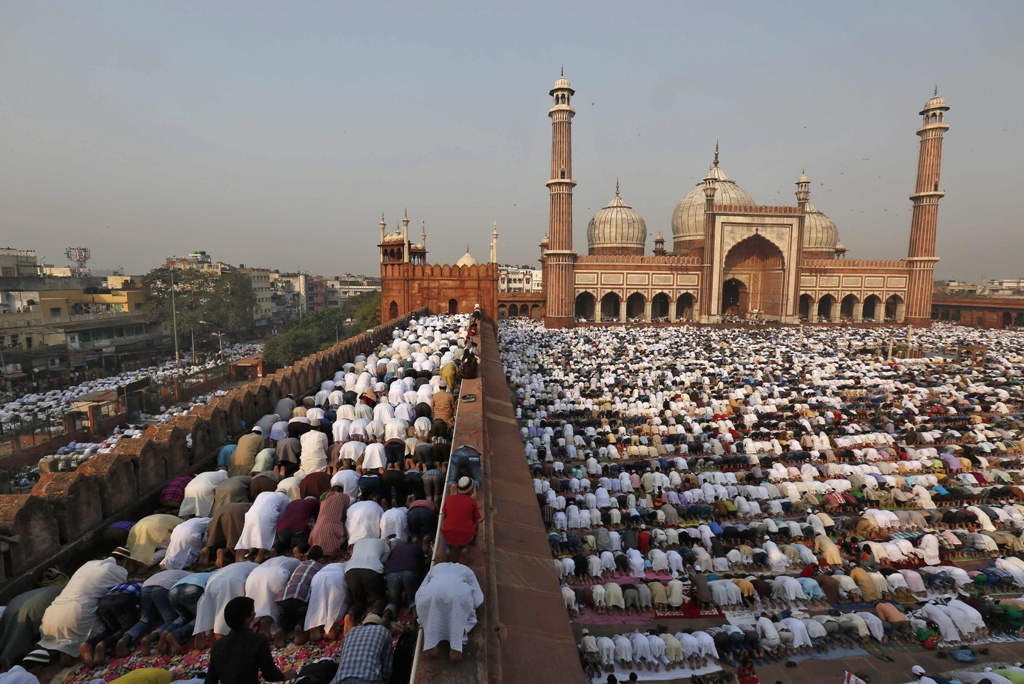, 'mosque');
381,74,950,328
